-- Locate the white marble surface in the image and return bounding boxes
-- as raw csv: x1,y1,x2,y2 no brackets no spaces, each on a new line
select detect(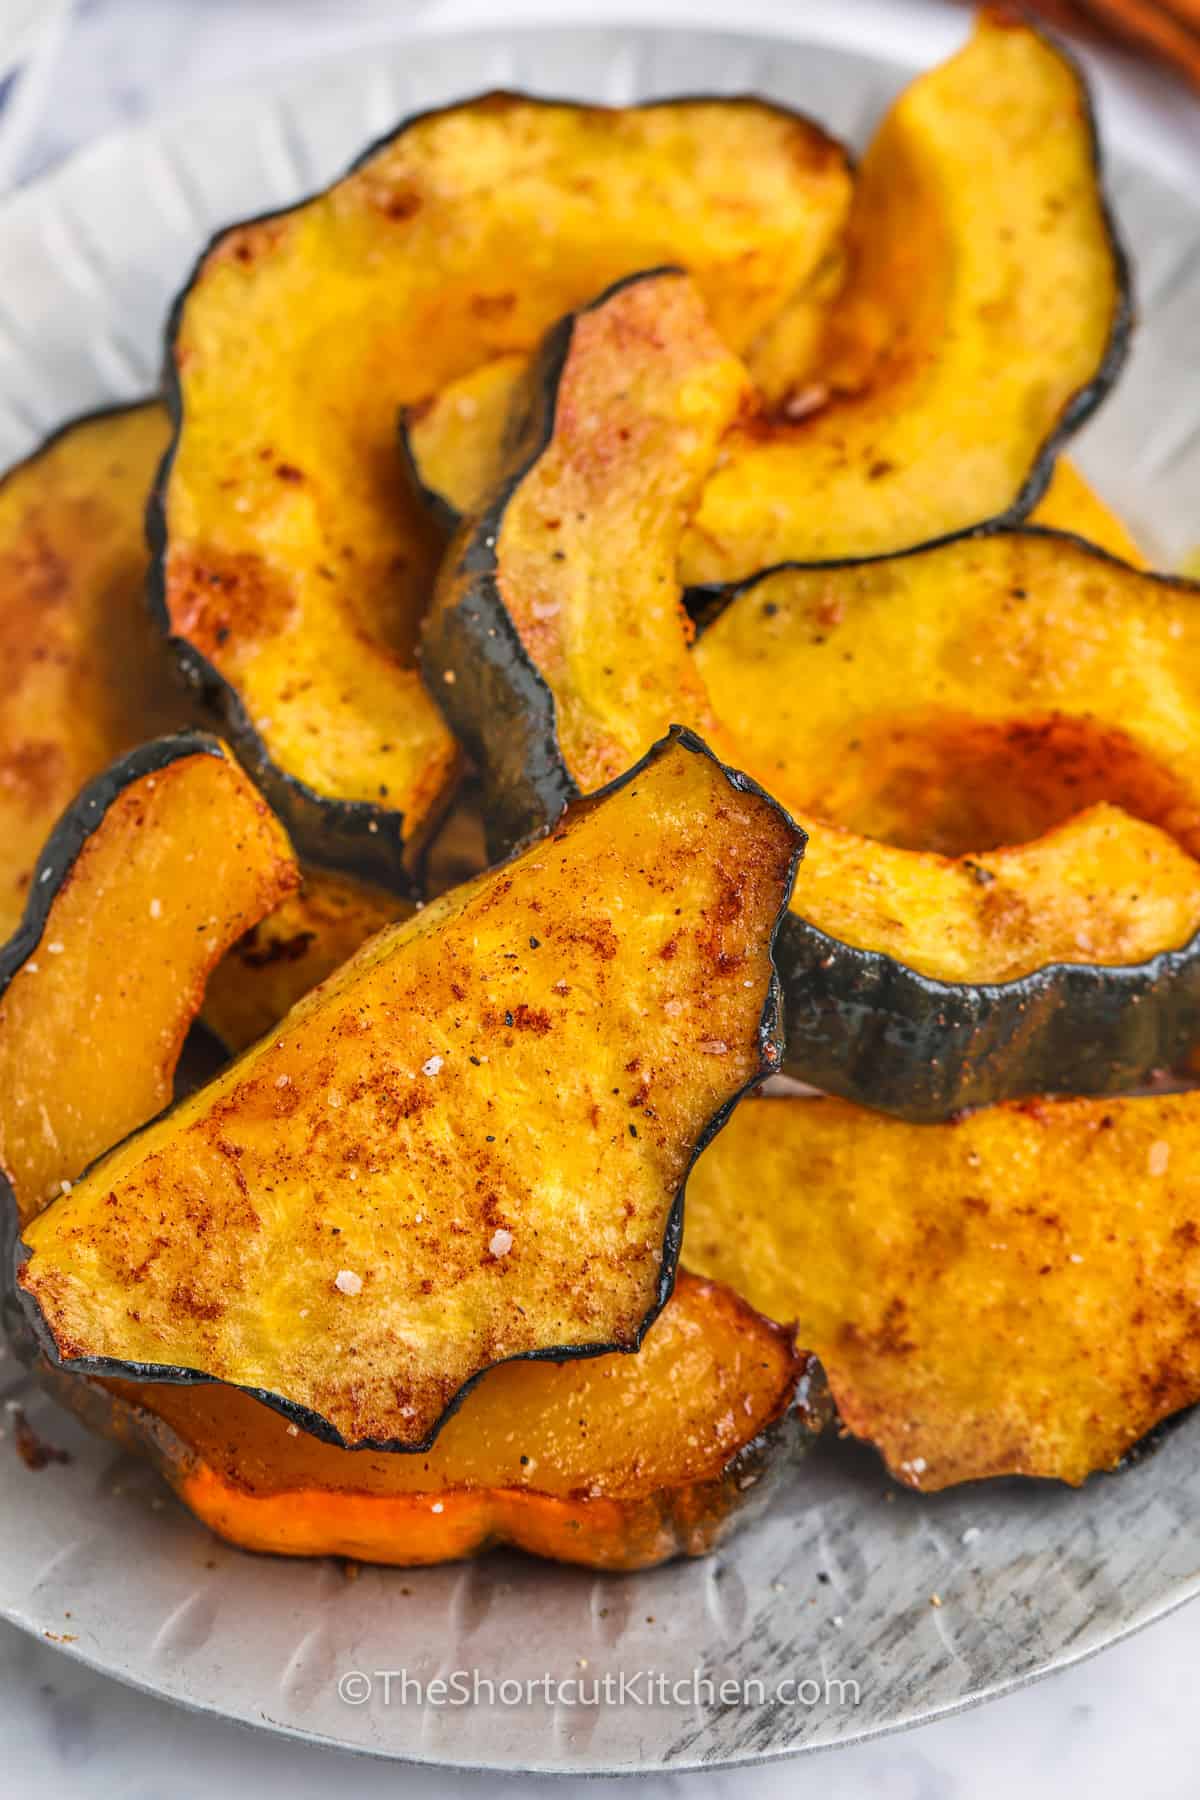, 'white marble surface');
1,2,1198,1794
